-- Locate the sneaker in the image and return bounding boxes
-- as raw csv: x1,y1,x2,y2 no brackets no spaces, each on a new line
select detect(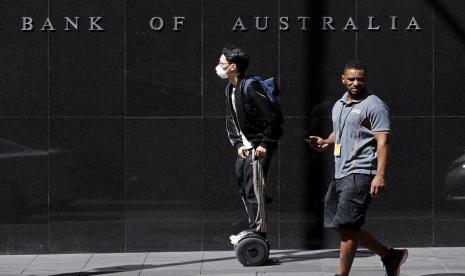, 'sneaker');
381,248,408,276
229,230,253,245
